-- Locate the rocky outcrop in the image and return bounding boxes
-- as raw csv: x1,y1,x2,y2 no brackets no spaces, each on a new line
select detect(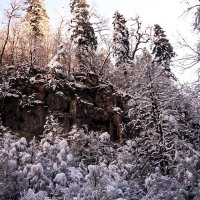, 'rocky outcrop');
0,66,130,140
